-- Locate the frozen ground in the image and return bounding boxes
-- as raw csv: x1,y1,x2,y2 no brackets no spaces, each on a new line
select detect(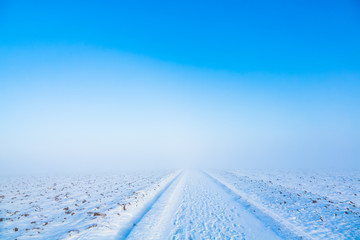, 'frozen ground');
1,169,359,239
